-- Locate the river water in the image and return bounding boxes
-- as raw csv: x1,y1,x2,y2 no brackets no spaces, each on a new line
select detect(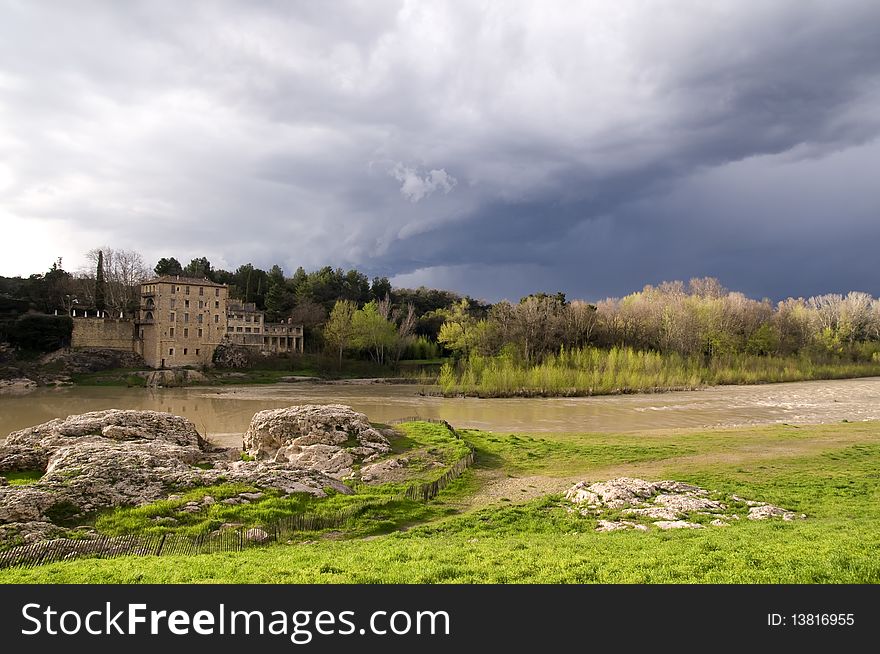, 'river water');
2,378,879,448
